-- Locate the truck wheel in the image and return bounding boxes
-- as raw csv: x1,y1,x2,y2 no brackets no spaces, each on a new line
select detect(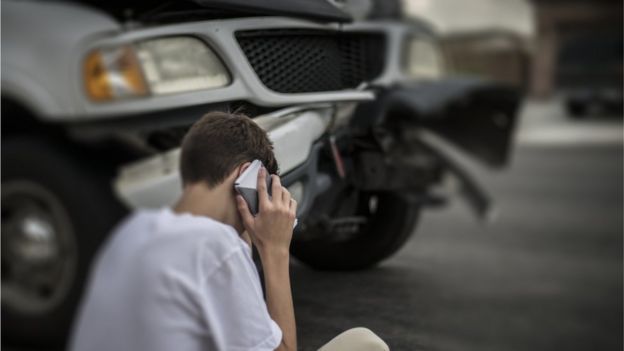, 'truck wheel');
1,137,125,347
291,191,419,270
